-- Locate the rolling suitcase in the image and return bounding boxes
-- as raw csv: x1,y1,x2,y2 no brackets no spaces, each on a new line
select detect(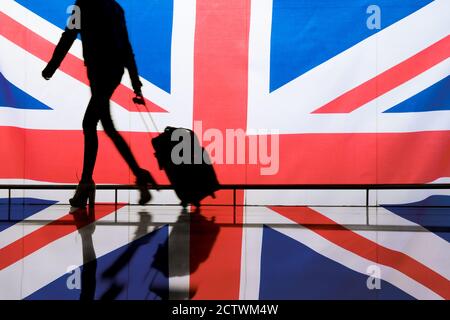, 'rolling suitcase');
152,127,220,207
135,97,220,207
